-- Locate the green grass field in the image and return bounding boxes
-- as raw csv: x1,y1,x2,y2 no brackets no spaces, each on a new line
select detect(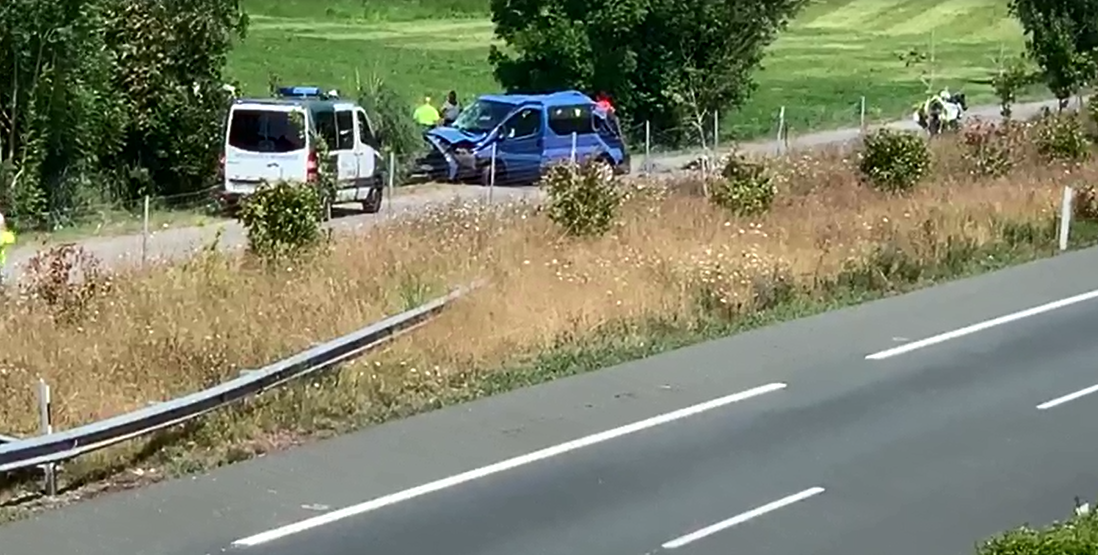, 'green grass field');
227,0,1031,141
